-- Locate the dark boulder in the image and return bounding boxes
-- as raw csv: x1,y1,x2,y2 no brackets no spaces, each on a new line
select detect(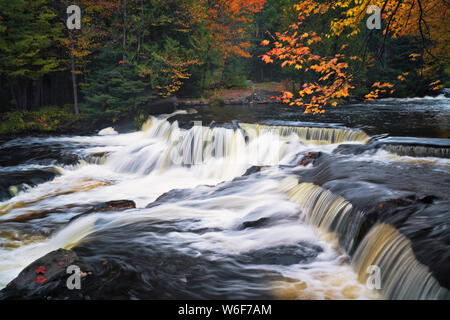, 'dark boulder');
69,200,136,223
88,200,136,213
299,152,322,166
0,249,99,300
0,168,58,202
237,243,323,266
238,217,271,230
332,143,374,155
242,166,262,176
